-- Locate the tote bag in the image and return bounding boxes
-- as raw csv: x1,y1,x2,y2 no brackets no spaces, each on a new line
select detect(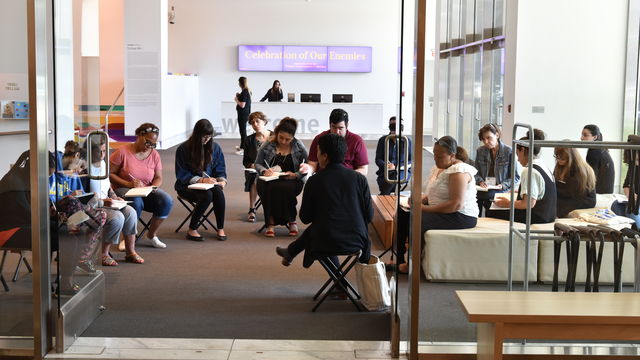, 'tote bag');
355,255,391,311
